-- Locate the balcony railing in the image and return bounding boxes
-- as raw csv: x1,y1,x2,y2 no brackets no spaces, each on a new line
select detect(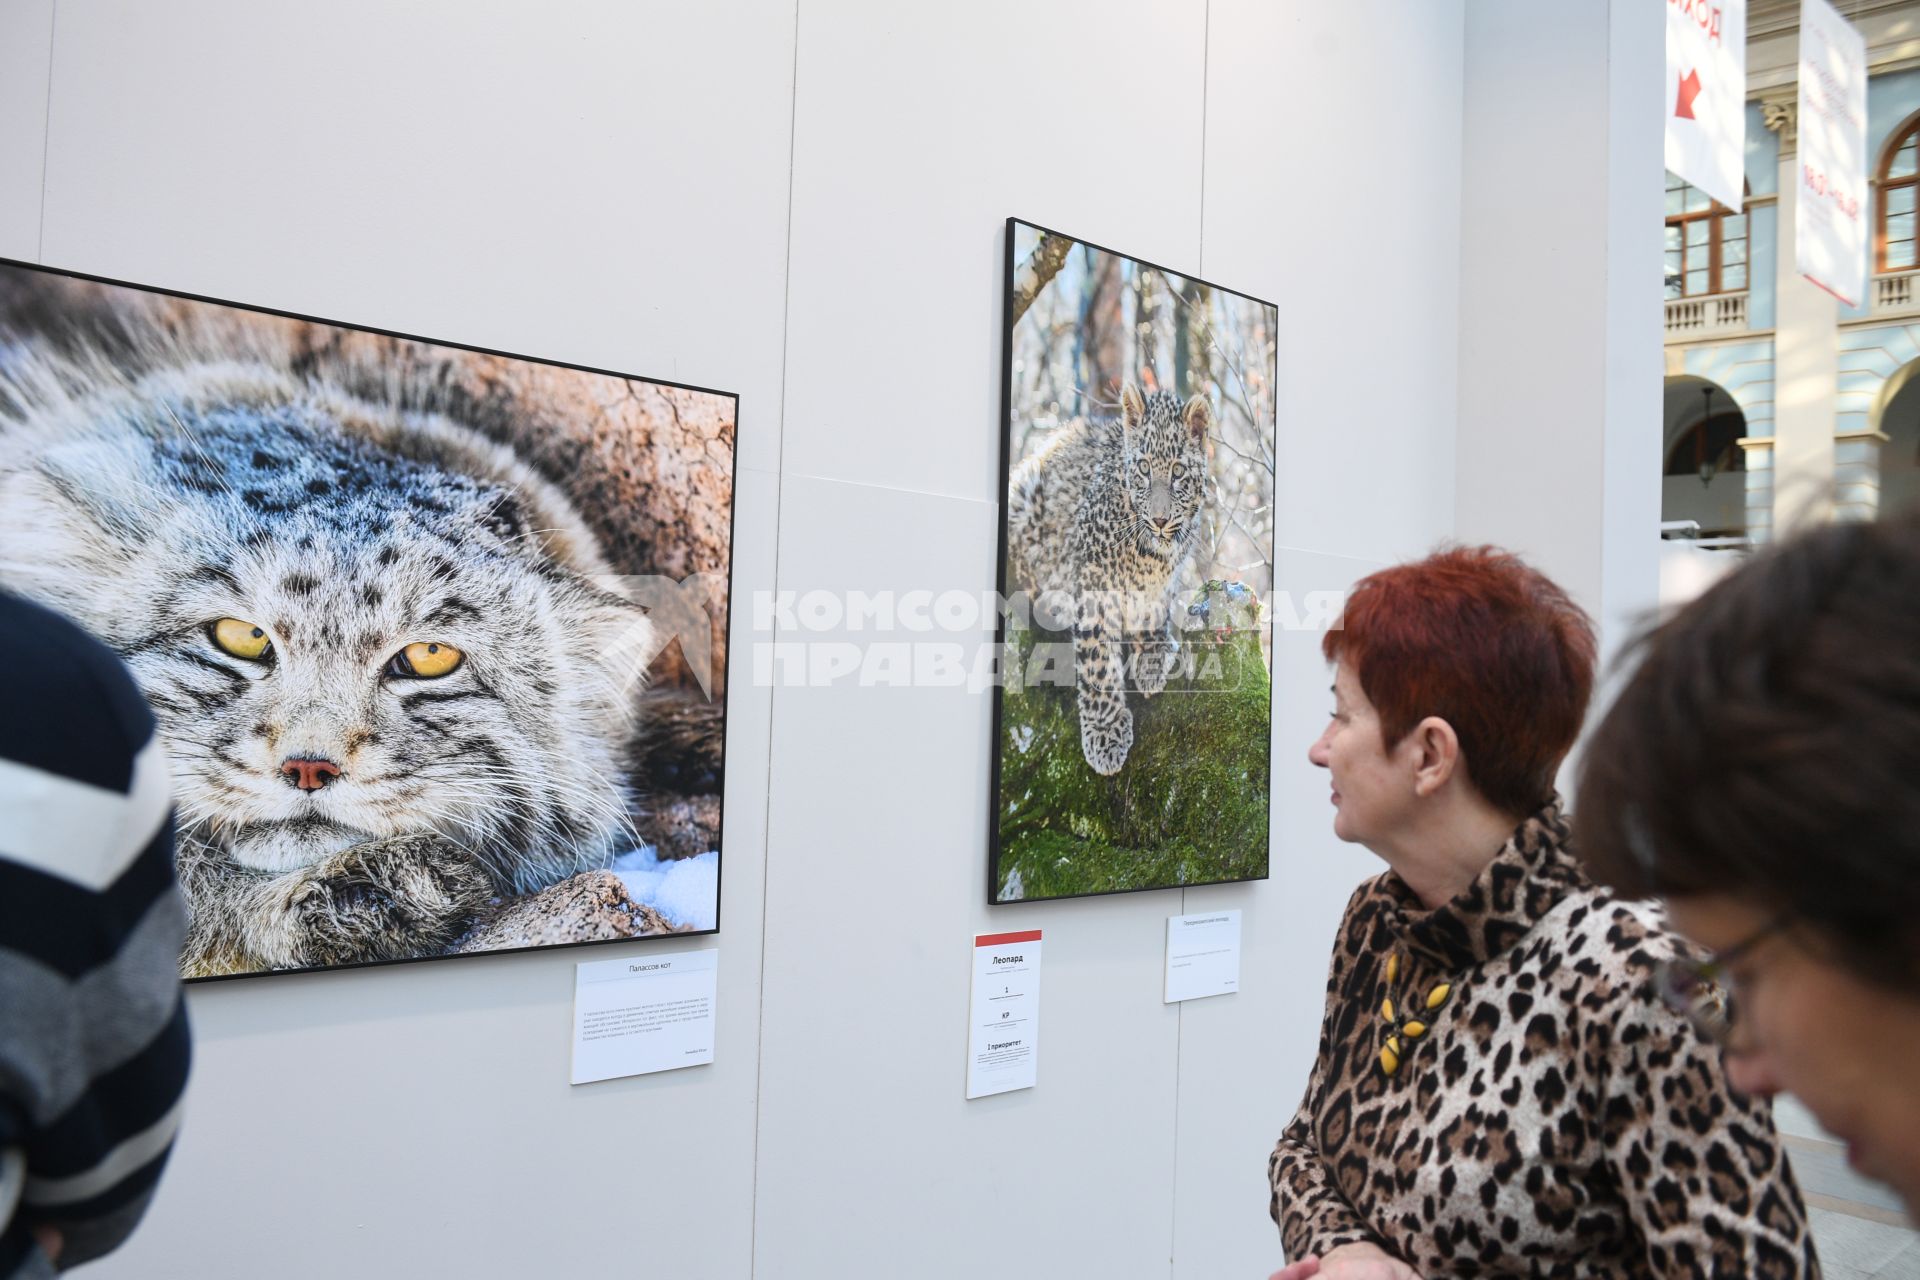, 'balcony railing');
1665,291,1749,339
1874,269,1920,316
